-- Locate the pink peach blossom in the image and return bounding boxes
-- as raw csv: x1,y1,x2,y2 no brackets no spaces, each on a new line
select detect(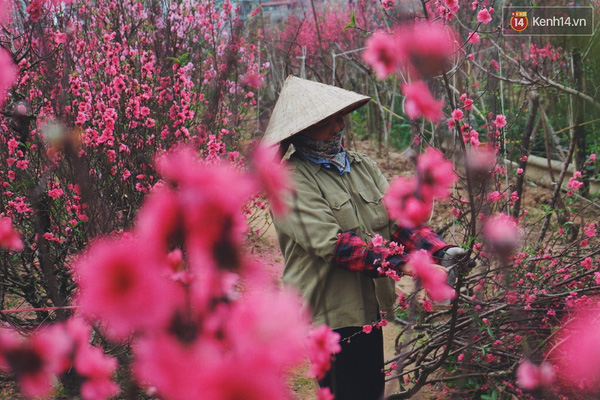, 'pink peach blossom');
0,49,17,108
468,31,480,43
517,360,555,391
306,325,341,380
0,215,23,251
362,31,398,79
451,108,464,121
477,8,492,24
26,0,43,22
580,257,593,270
201,356,294,400
422,298,434,312
384,176,432,228
74,344,119,400
317,387,335,400
54,32,67,44
241,72,264,89
0,0,12,24
402,81,444,122
48,188,64,198
394,22,458,78
0,326,72,399
227,288,311,368
381,0,394,10
408,249,456,303
136,331,293,400
465,145,496,178
443,0,459,13
550,306,600,392
567,173,584,191
251,144,294,216
417,147,457,200
73,236,182,340
133,332,221,400
494,114,507,128
486,191,501,203
584,223,596,238
482,213,521,257
152,146,255,271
